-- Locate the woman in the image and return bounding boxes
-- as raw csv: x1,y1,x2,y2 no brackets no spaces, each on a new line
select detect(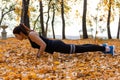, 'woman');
13,24,115,58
